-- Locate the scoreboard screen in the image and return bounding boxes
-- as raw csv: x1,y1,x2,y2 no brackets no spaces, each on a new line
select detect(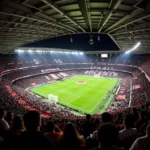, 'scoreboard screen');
101,54,108,58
